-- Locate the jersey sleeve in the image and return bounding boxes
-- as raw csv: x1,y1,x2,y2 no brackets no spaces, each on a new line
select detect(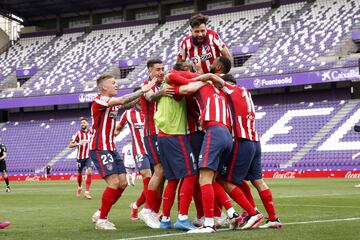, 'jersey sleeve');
118,111,128,129
177,38,188,61
221,82,235,95
213,32,225,50
2,145,6,153
71,132,79,143
93,96,110,110
168,72,196,85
